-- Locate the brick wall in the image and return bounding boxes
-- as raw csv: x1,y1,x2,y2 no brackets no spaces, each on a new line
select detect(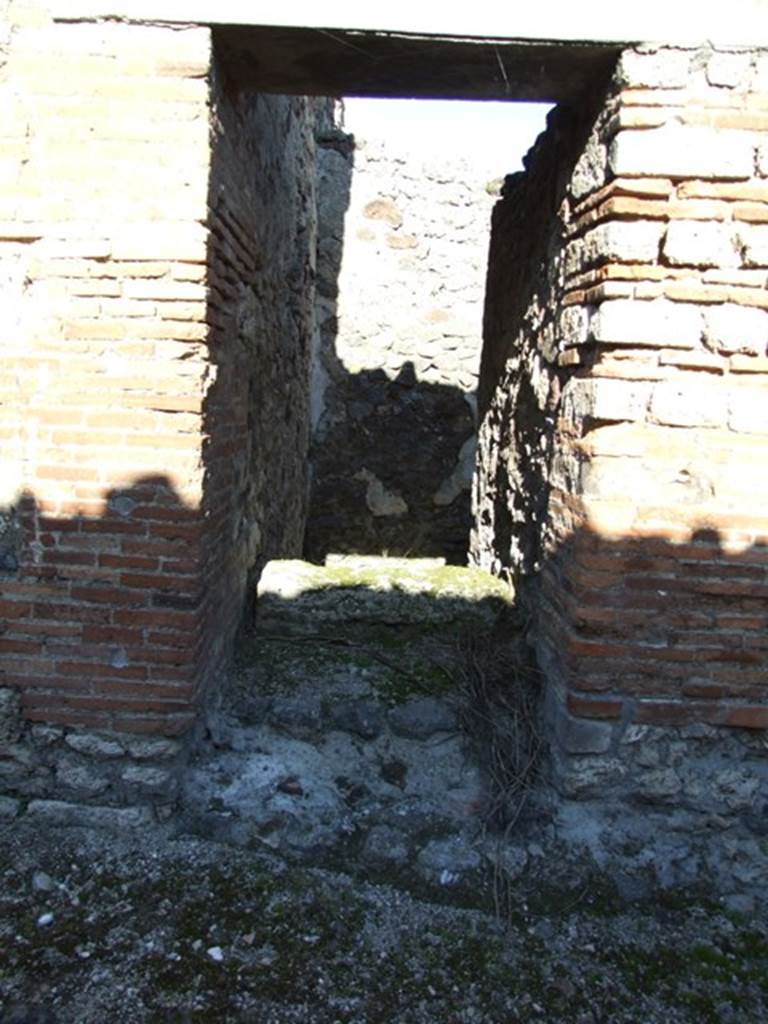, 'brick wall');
0,10,324,747
0,9,213,736
201,65,325,674
474,45,768,804
2,10,766,827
